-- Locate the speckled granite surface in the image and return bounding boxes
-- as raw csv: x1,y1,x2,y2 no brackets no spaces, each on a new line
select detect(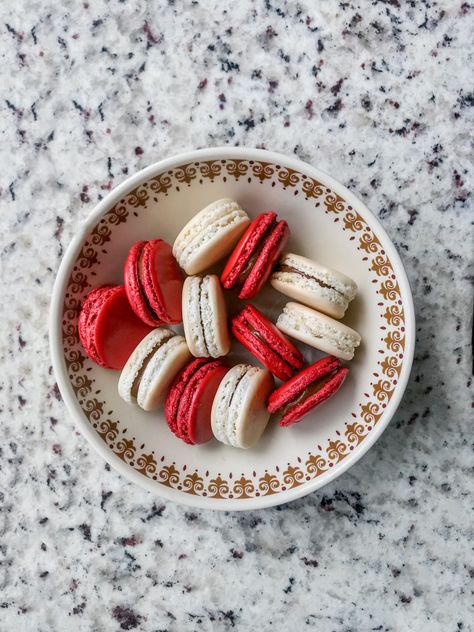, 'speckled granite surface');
1,1,473,630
